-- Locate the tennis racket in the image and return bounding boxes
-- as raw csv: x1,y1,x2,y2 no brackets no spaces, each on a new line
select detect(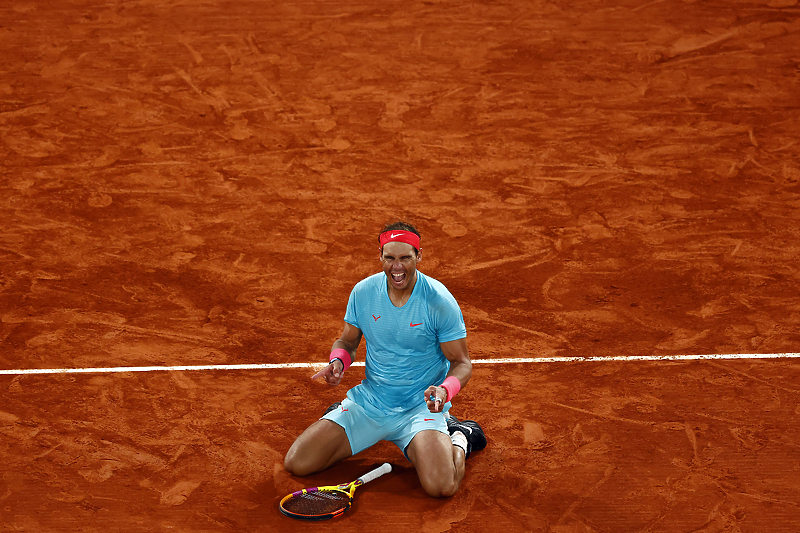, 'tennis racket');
279,463,392,521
